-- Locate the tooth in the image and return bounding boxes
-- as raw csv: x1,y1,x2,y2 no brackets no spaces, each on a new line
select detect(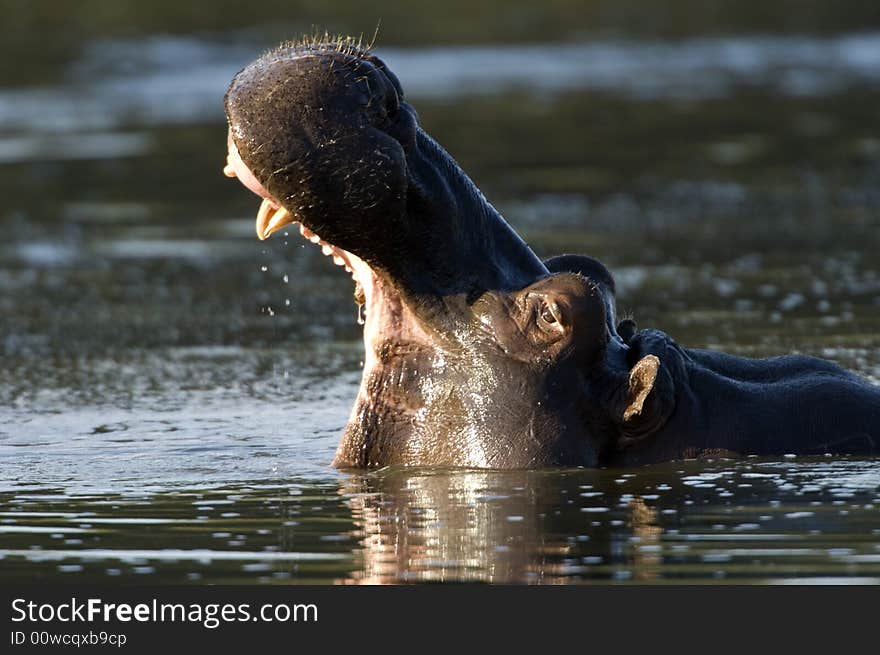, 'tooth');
255,198,274,240
255,199,295,240
333,255,345,266
322,245,333,256
265,206,294,237
309,234,321,244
